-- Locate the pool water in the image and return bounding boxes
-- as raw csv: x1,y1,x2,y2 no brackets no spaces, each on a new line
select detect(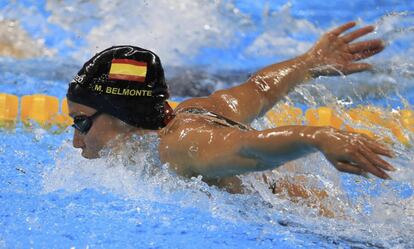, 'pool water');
1,1,414,248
